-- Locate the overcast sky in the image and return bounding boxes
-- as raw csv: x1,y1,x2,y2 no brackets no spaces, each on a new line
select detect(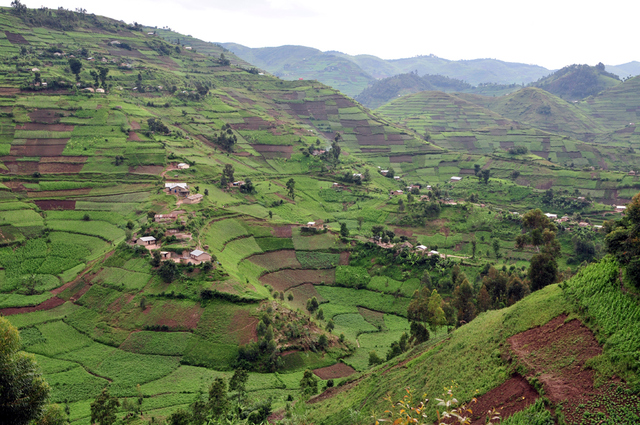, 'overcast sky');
6,0,638,70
